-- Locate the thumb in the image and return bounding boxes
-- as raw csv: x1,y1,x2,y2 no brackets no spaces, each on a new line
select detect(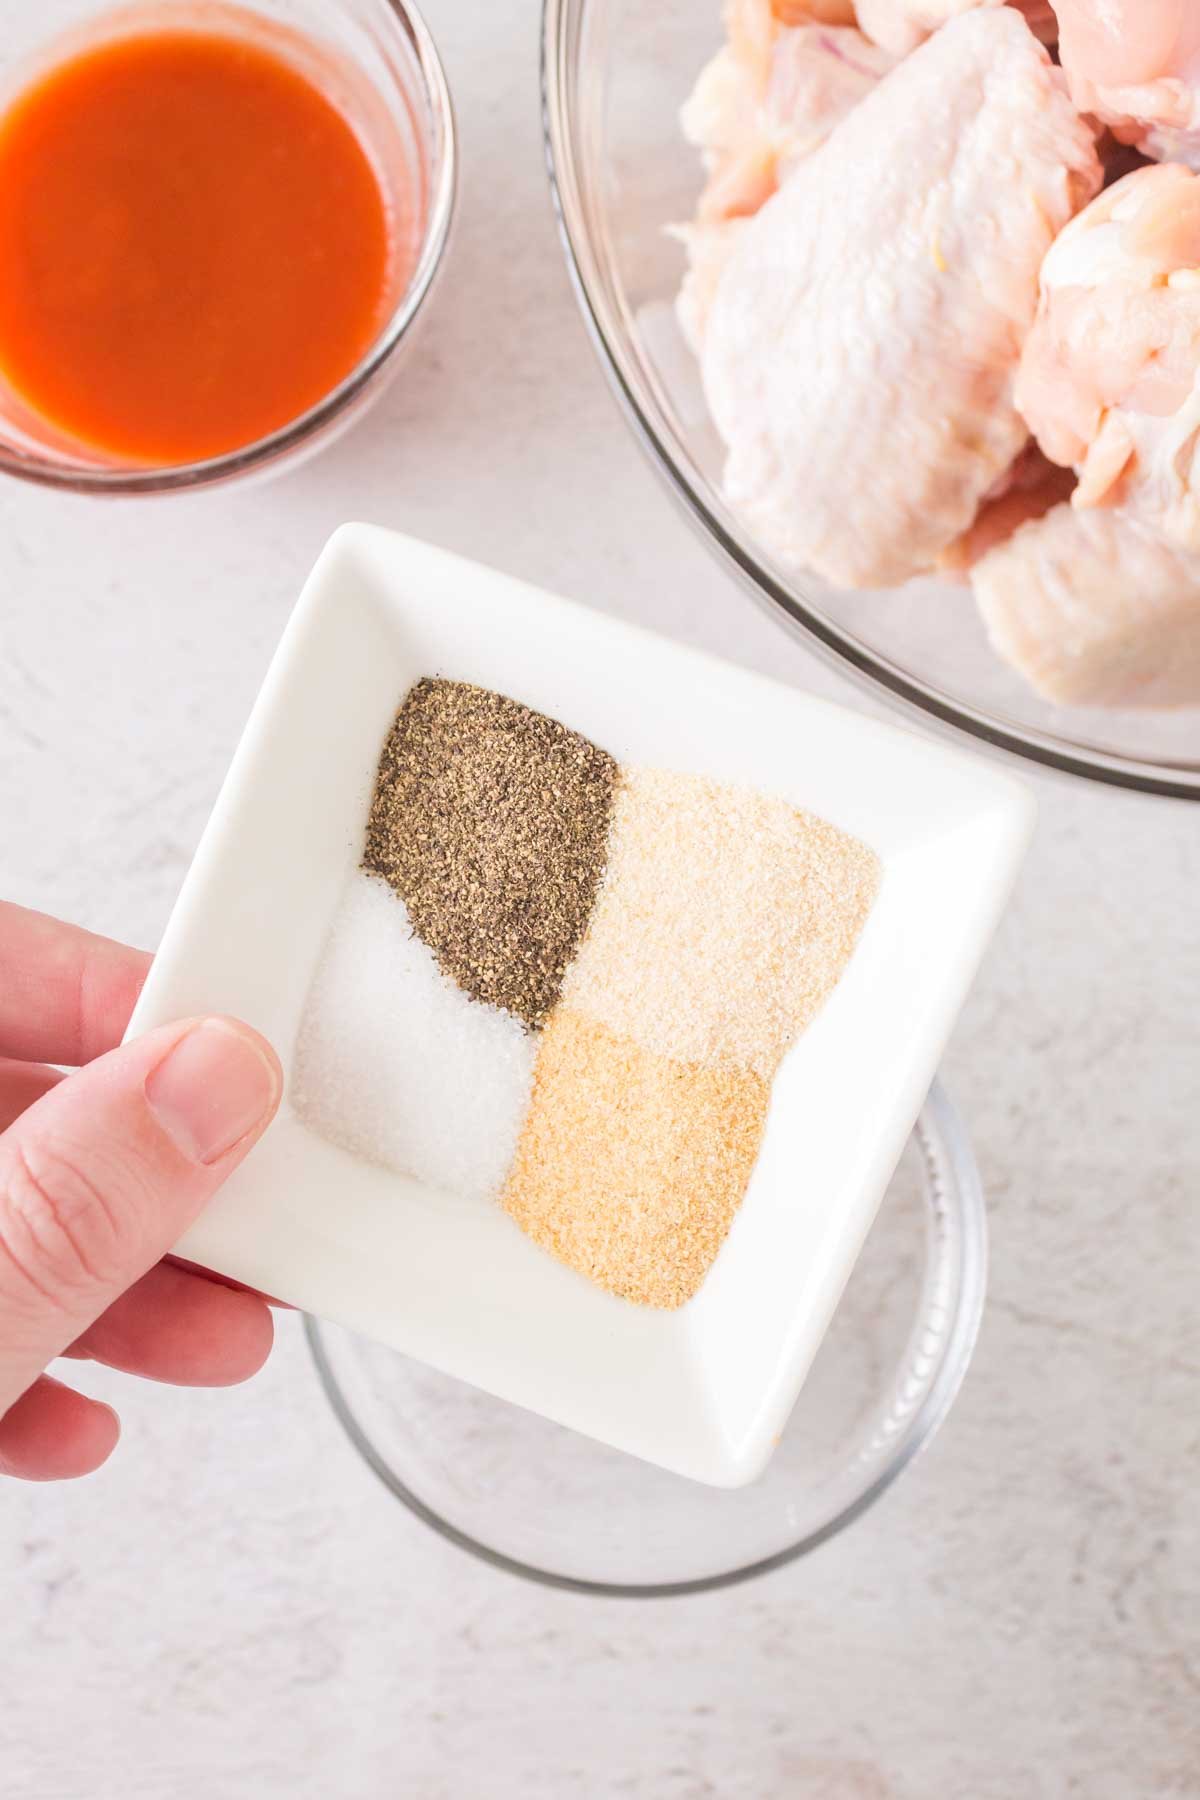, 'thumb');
0,1017,281,1411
